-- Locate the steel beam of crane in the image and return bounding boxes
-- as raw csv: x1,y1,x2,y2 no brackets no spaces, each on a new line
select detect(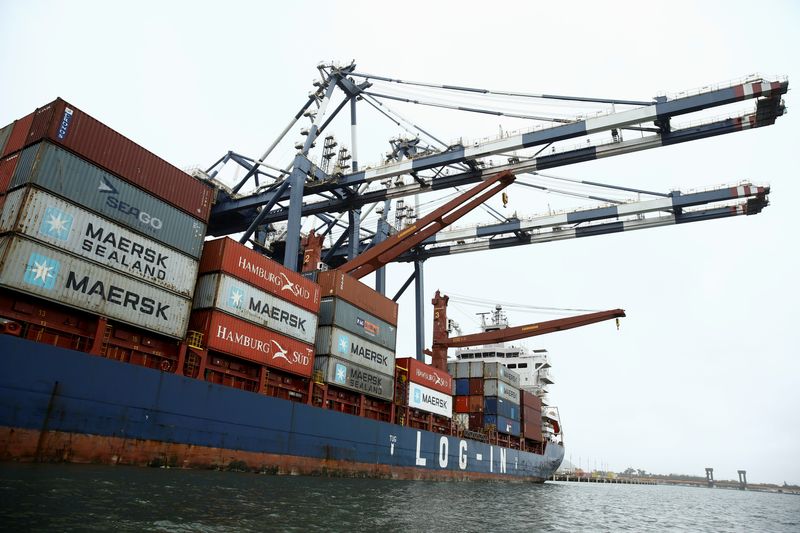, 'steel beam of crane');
207,93,785,233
